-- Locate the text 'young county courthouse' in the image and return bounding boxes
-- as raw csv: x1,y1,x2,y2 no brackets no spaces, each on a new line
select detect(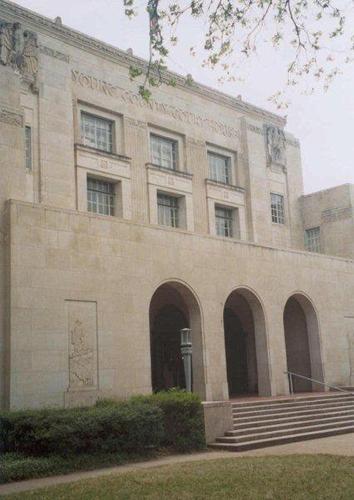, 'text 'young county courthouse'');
1,0,354,412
